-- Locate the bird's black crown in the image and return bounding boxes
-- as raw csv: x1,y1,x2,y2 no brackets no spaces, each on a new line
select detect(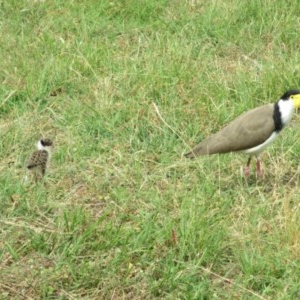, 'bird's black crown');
281,89,300,100
41,138,53,147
